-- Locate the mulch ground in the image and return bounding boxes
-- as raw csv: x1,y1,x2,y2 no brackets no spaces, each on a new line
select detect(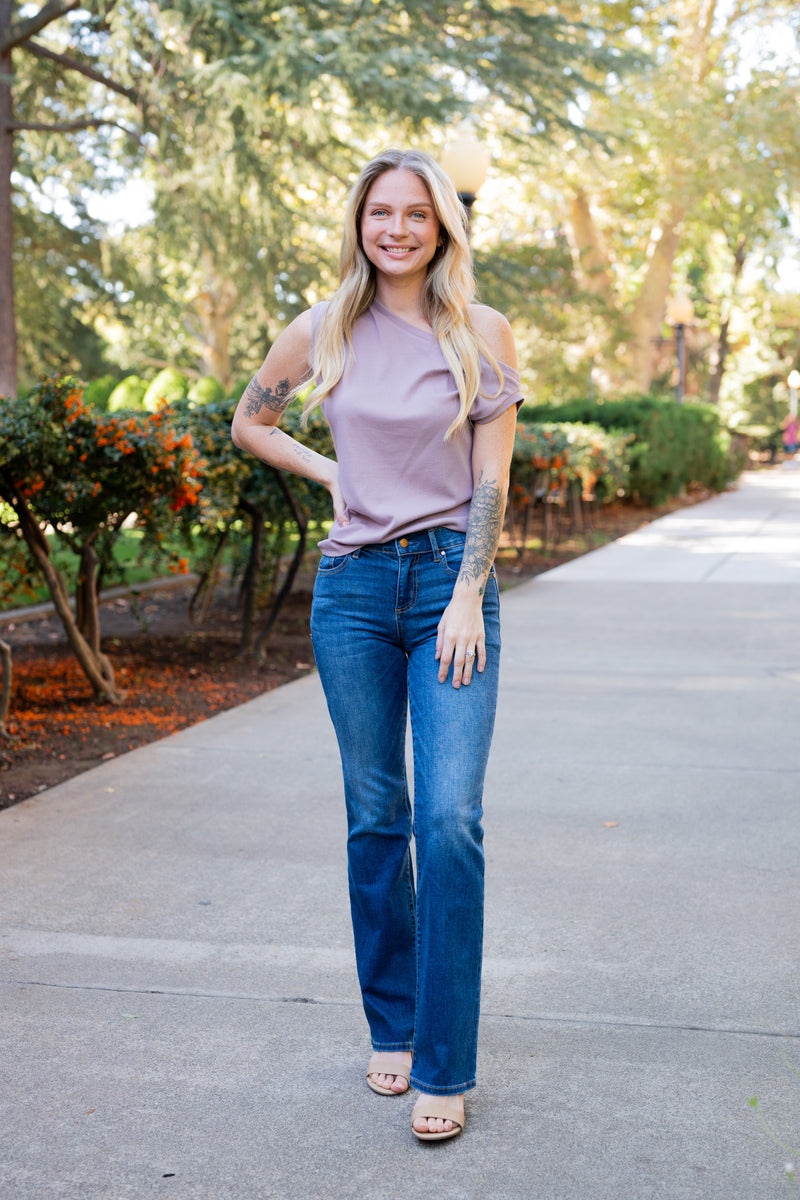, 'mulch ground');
0,493,710,809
